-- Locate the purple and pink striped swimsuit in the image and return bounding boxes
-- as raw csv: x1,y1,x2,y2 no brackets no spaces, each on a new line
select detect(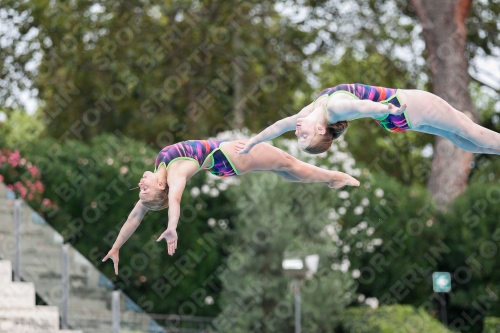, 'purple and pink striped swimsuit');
155,140,239,177
315,84,412,132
